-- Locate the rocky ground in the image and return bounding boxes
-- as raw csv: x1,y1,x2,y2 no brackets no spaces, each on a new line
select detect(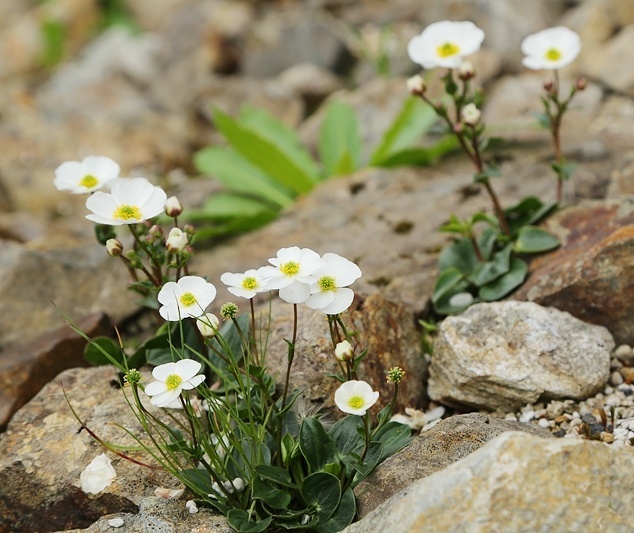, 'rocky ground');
0,0,633,531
